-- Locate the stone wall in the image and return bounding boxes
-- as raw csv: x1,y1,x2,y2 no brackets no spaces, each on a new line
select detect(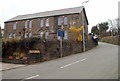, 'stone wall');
2,38,97,64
